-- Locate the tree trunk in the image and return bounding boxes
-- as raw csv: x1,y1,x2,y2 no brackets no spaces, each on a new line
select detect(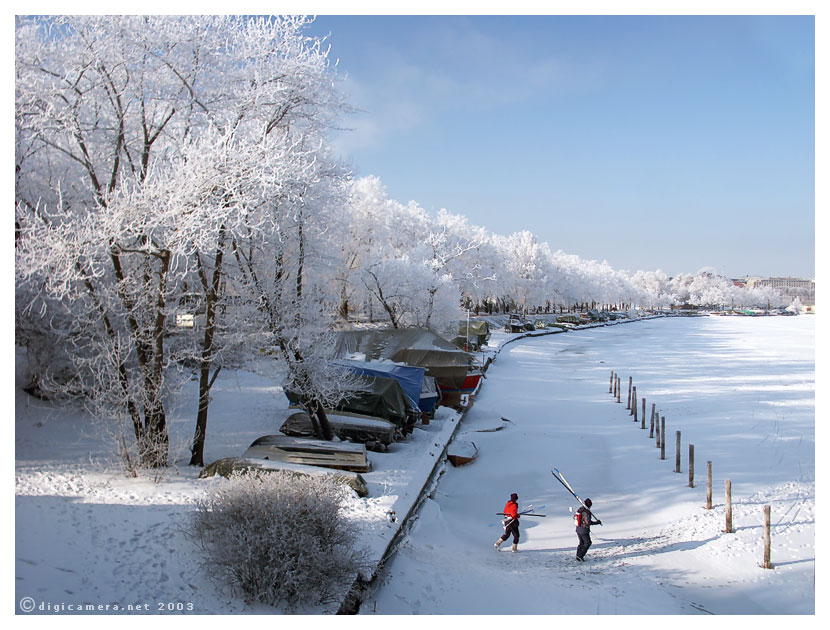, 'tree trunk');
315,405,335,441
190,227,227,467
144,249,172,468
